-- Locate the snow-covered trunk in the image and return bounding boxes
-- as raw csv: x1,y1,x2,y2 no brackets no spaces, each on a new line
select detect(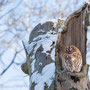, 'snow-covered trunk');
21,21,59,90
55,3,90,90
